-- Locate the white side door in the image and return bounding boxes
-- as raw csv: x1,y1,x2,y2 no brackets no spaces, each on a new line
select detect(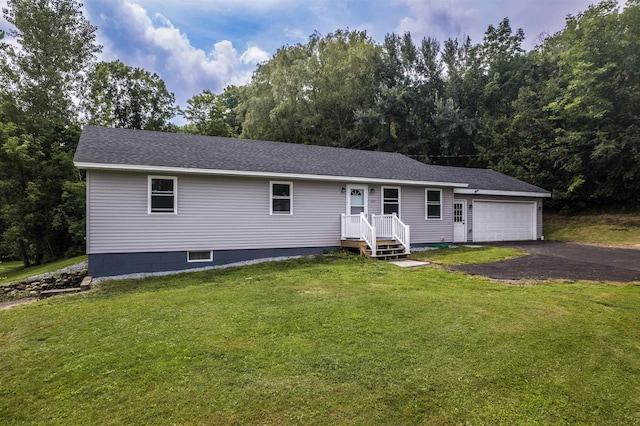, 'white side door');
453,200,467,242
